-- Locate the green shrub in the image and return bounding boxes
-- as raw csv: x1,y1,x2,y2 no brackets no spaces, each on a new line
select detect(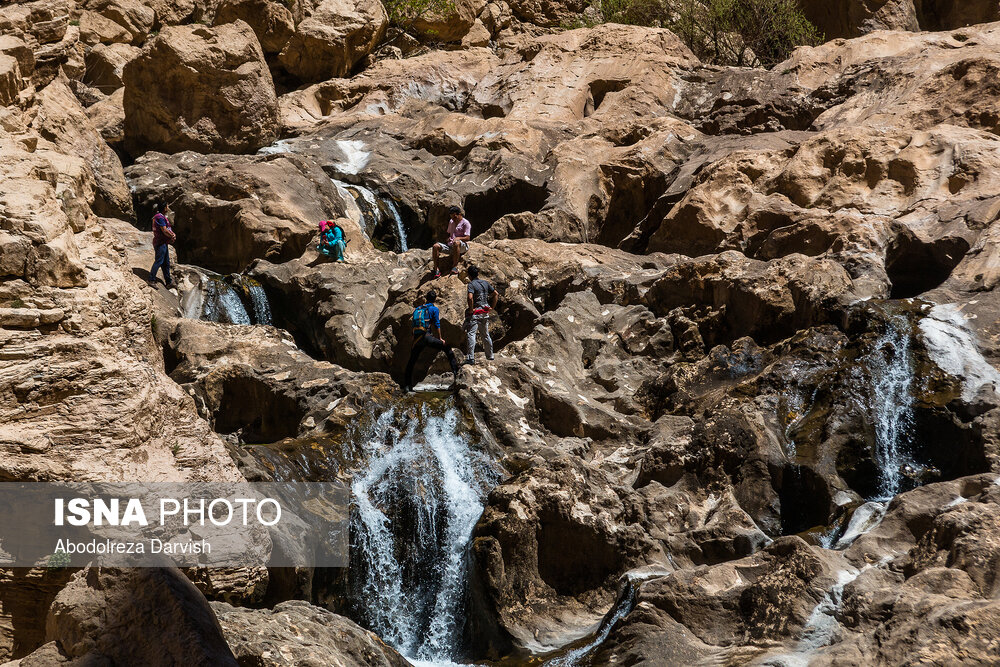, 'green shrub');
601,0,822,67
383,0,457,31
